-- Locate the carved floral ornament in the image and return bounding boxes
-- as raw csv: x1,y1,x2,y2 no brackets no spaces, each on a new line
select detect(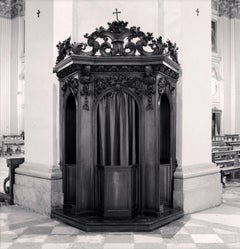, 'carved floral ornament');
61,65,175,111
56,21,179,64
158,77,175,95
